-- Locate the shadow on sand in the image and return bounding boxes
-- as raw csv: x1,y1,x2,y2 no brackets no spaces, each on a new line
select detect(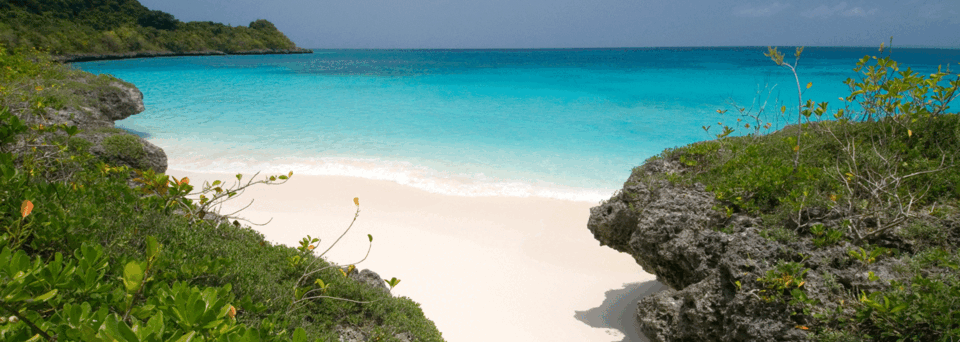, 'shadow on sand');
574,280,668,342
